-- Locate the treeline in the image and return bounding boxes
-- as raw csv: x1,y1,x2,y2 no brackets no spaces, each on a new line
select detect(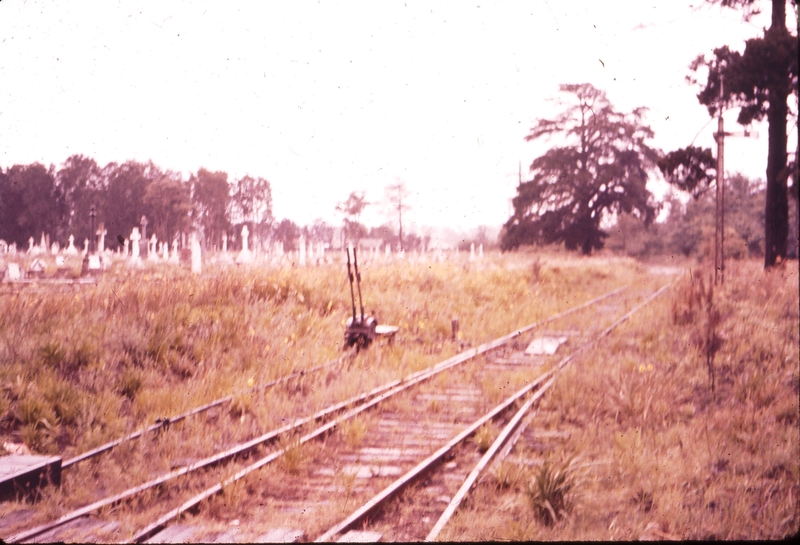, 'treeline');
606,173,798,260
0,155,272,251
